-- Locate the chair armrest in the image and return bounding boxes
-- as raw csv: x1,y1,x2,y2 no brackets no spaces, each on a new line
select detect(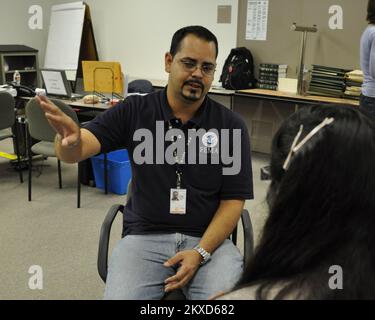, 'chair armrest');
241,209,254,266
97,204,124,282
260,165,271,180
